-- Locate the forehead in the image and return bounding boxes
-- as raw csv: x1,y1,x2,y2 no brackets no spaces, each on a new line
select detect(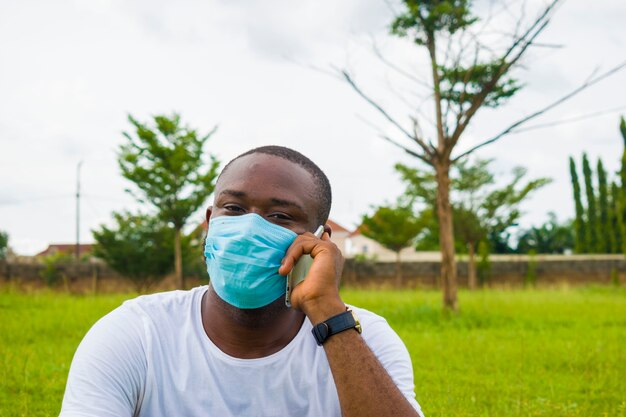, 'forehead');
216,153,318,208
